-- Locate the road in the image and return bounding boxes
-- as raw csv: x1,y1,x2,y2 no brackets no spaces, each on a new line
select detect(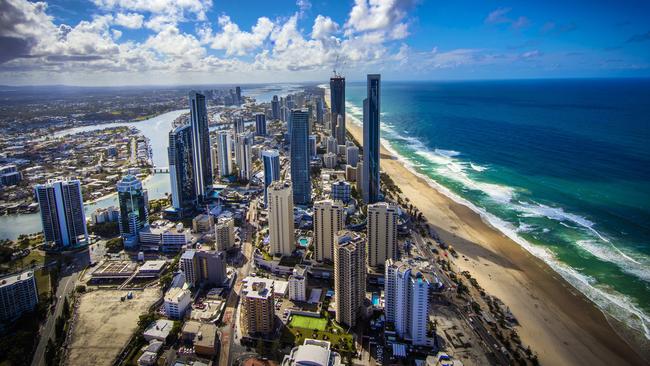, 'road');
31,271,79,366
218,198,257,366
411,230,454,289
411,229,510,365
31,247,95,366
